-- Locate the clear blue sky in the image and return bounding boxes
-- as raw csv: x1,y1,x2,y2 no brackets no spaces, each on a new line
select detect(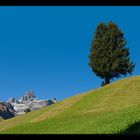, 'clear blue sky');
0,6,140,101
